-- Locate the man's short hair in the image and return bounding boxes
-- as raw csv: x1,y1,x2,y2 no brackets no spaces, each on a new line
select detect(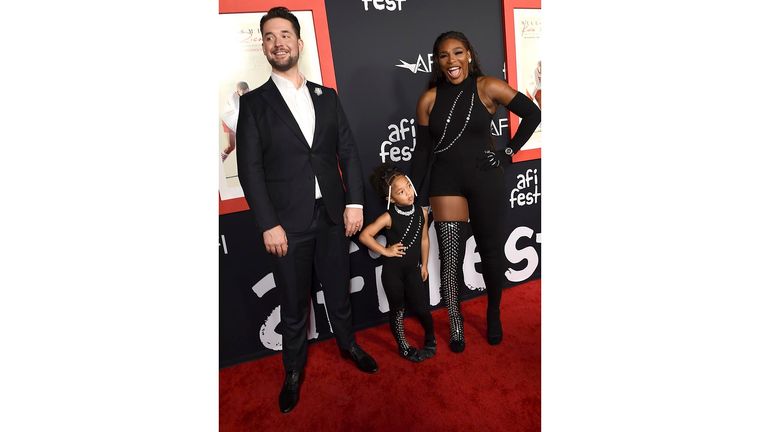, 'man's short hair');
260,6,301,39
